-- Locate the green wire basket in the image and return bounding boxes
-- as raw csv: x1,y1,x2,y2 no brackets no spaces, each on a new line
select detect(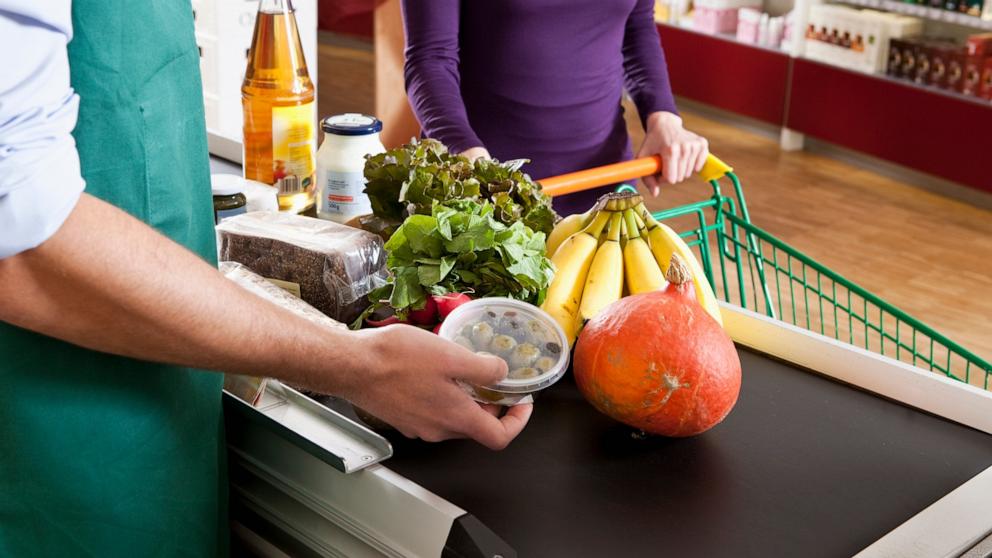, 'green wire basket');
620,172,991,391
